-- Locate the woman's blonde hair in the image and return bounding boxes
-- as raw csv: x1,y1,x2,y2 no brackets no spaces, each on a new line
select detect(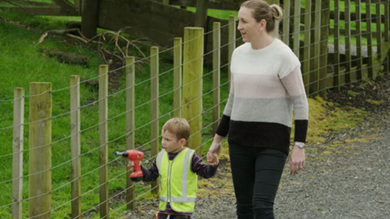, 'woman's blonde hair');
162,117,191,141
241,0,283,33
